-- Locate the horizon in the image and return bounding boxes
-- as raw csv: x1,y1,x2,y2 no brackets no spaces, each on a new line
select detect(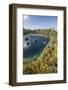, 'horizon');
23,27,56,31
23,15,57,31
